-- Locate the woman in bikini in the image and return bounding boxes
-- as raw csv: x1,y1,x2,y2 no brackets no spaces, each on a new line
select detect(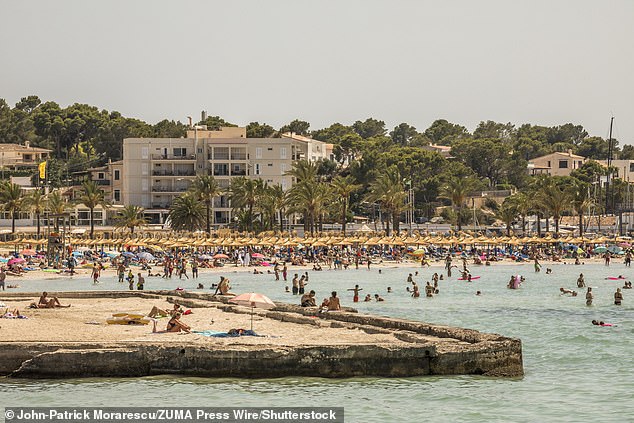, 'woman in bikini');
166,312,191,333
37,292,71,308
